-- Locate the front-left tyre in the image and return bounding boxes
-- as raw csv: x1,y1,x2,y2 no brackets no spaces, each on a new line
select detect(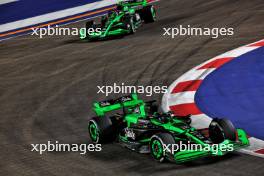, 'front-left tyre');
124,16,136,34
88,116,116,143
150,133,176,162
